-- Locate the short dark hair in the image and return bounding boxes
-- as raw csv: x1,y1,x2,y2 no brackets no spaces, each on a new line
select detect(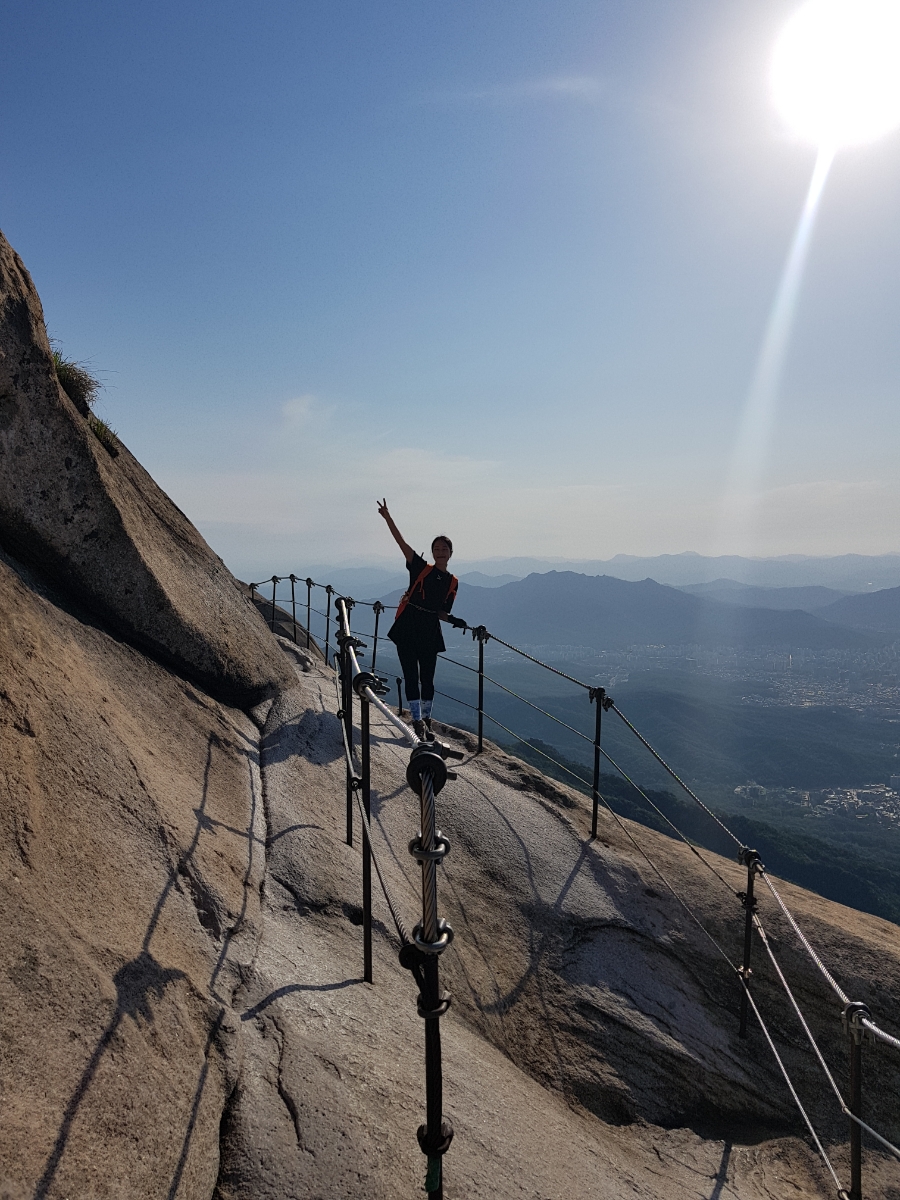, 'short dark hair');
432,535,453,555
